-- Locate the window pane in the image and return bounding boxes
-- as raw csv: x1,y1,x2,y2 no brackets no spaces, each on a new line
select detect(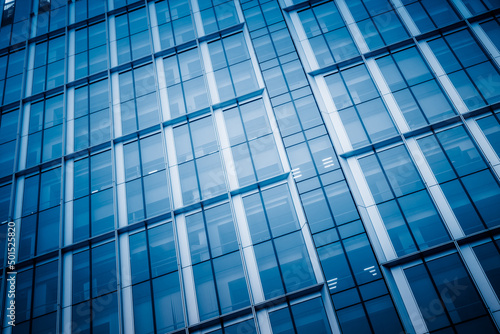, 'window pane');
213,252,250,314
153,272,185,331
291,298,332,334
205,203,238,257
274,231,316,292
